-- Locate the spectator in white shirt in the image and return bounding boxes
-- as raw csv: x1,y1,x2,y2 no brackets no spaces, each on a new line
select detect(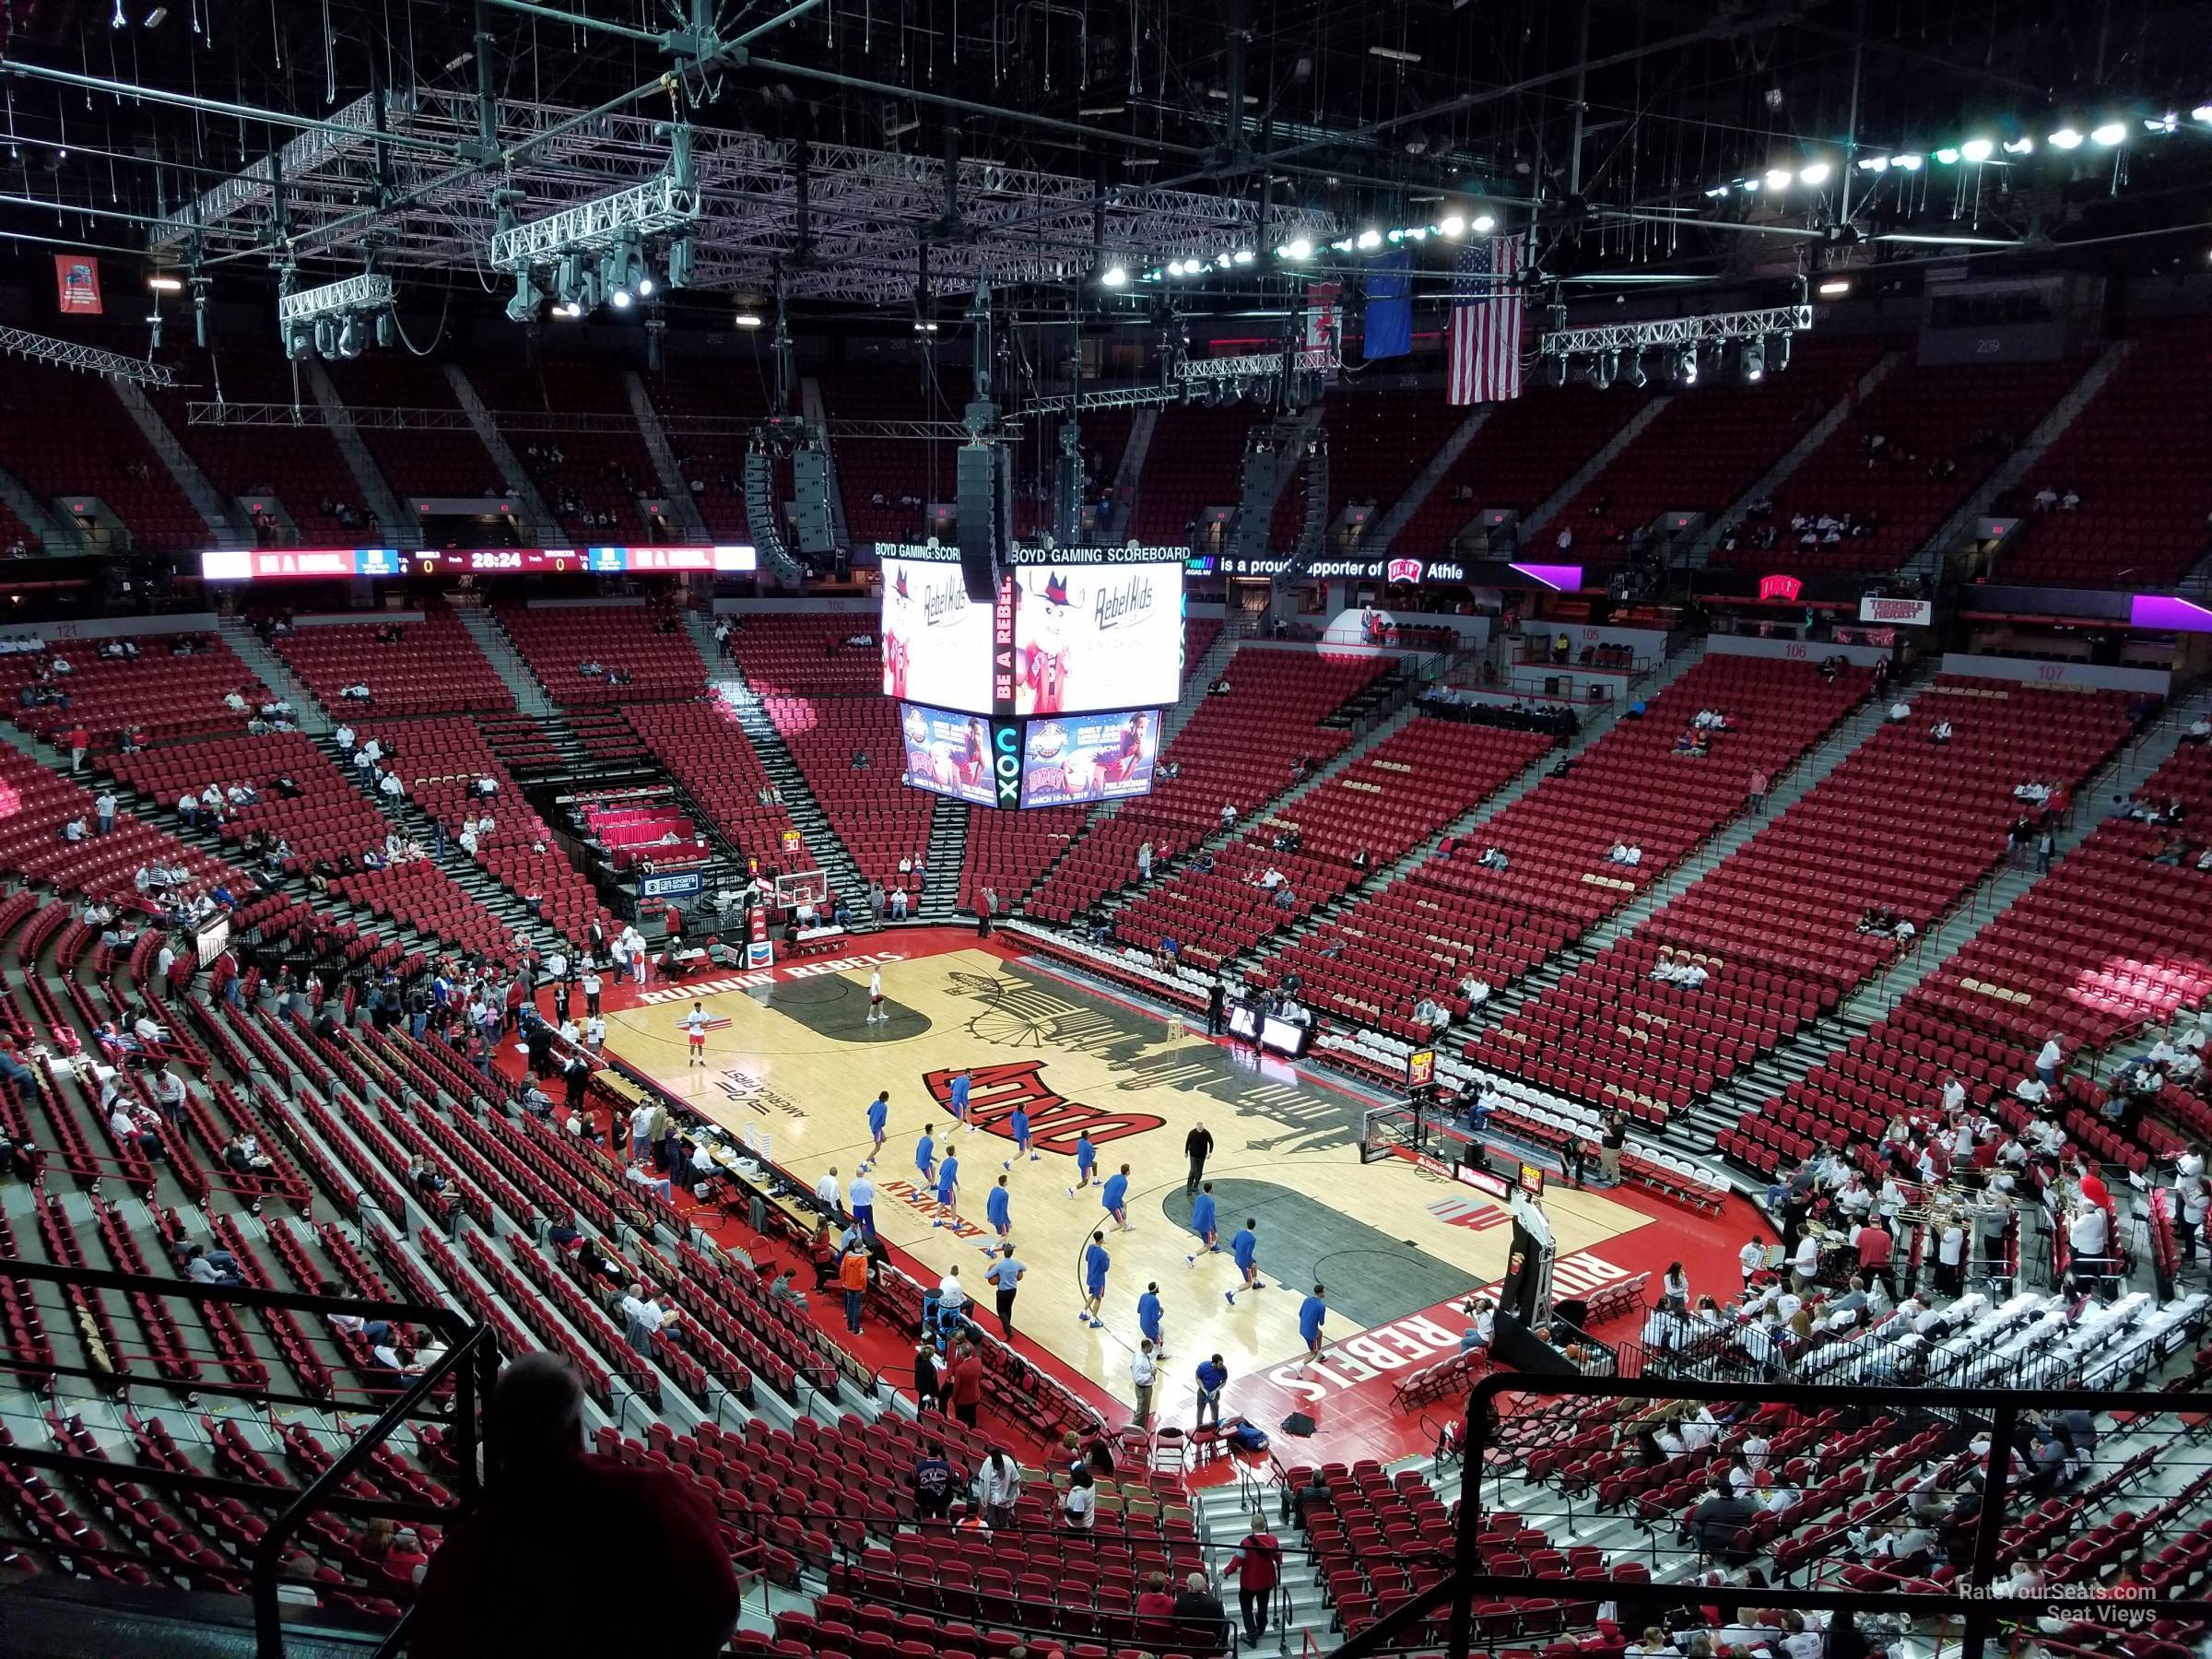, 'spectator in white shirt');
2035,1034,2065,1086
815,1167,843,1213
